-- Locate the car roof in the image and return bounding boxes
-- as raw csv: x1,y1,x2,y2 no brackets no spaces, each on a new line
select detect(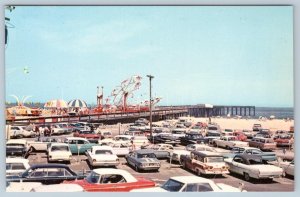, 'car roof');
7,139,27,144
170,176,215,184
136,149,155,154
235,154,262,160
30,163,71,169
50,142,69,146
32,184,84,192
191,151,221,157
92,168,137,182
6,157,29,163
